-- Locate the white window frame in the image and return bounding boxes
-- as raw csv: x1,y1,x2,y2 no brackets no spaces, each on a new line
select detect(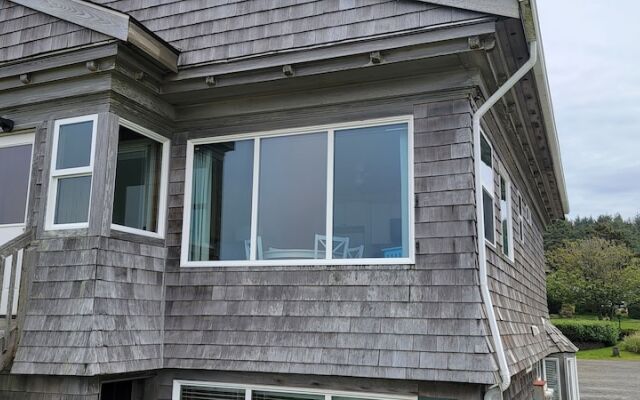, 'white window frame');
480,131,496,247
0,131,35,229
110,118,170,239
45,114,98,230
543,357,562,400
517,191,526,243
172,380,417,400
498,167,514,262
180,116,415,267
565,357,580,400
